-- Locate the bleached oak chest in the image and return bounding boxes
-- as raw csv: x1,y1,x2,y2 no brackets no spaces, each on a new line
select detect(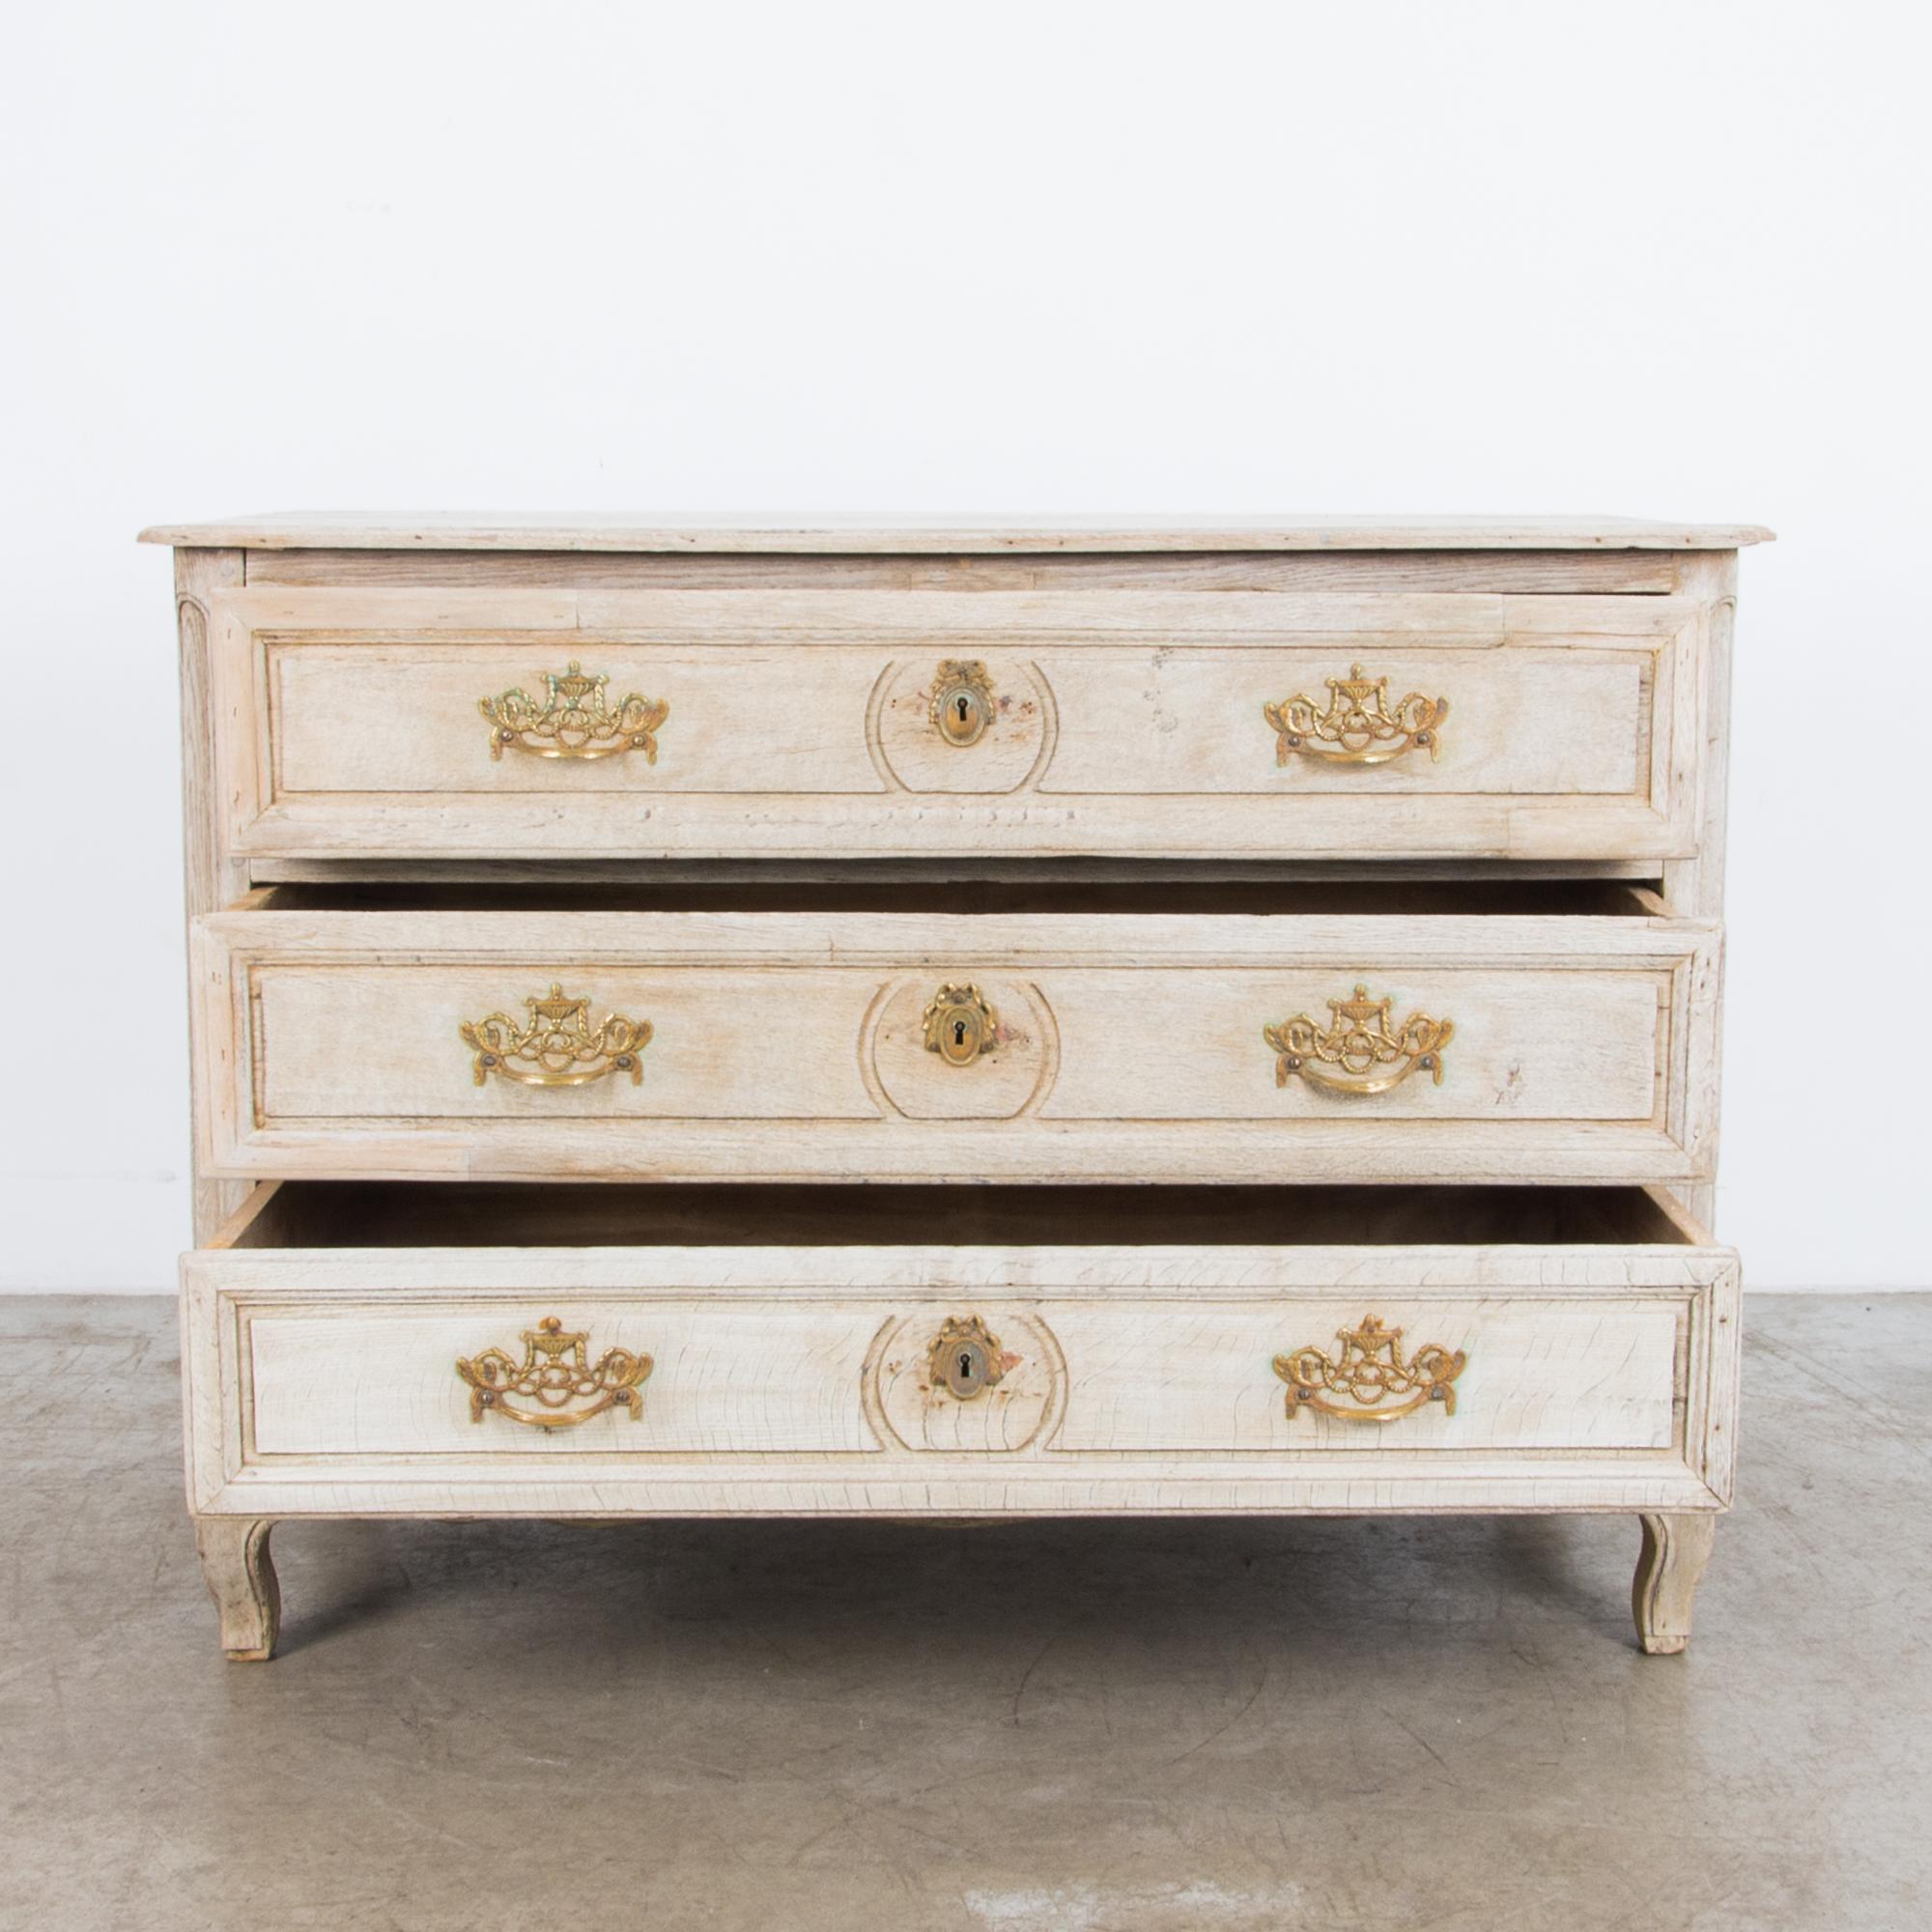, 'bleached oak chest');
147,514,1768,1660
